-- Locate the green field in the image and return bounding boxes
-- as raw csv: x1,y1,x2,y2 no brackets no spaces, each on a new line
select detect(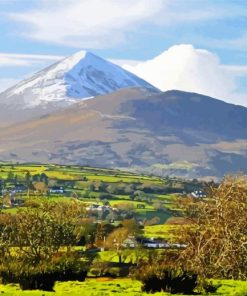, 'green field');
0,163,163,184
0,278,246,296
0,163,245,296
144,224,178,240
0,163,181,223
